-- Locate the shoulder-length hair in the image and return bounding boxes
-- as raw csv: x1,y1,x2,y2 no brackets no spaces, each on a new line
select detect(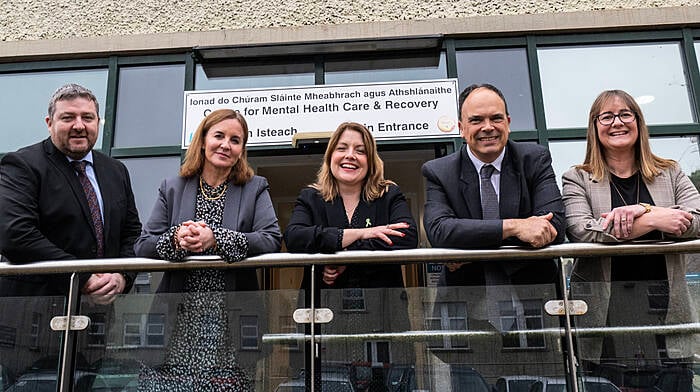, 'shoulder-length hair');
312,122,394,202
578,89,675,182
179,109,254,185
